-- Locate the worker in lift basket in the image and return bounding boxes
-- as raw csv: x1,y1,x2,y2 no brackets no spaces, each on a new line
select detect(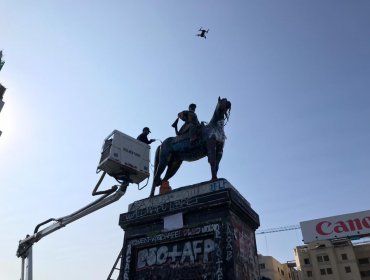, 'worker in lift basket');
137,127,156,145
